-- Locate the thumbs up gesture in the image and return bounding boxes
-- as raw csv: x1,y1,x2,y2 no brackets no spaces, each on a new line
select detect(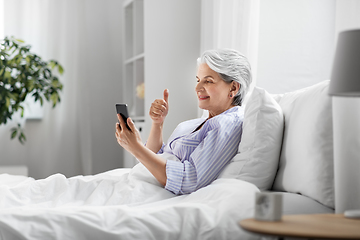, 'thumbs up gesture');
149,89,169,124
